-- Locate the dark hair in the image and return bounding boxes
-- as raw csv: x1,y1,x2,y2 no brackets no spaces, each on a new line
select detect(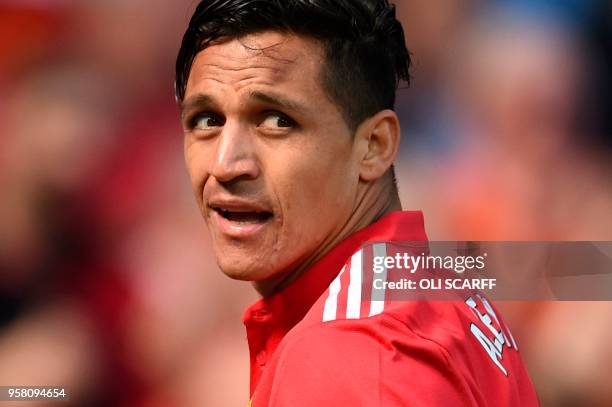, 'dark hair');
175,0,411,130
